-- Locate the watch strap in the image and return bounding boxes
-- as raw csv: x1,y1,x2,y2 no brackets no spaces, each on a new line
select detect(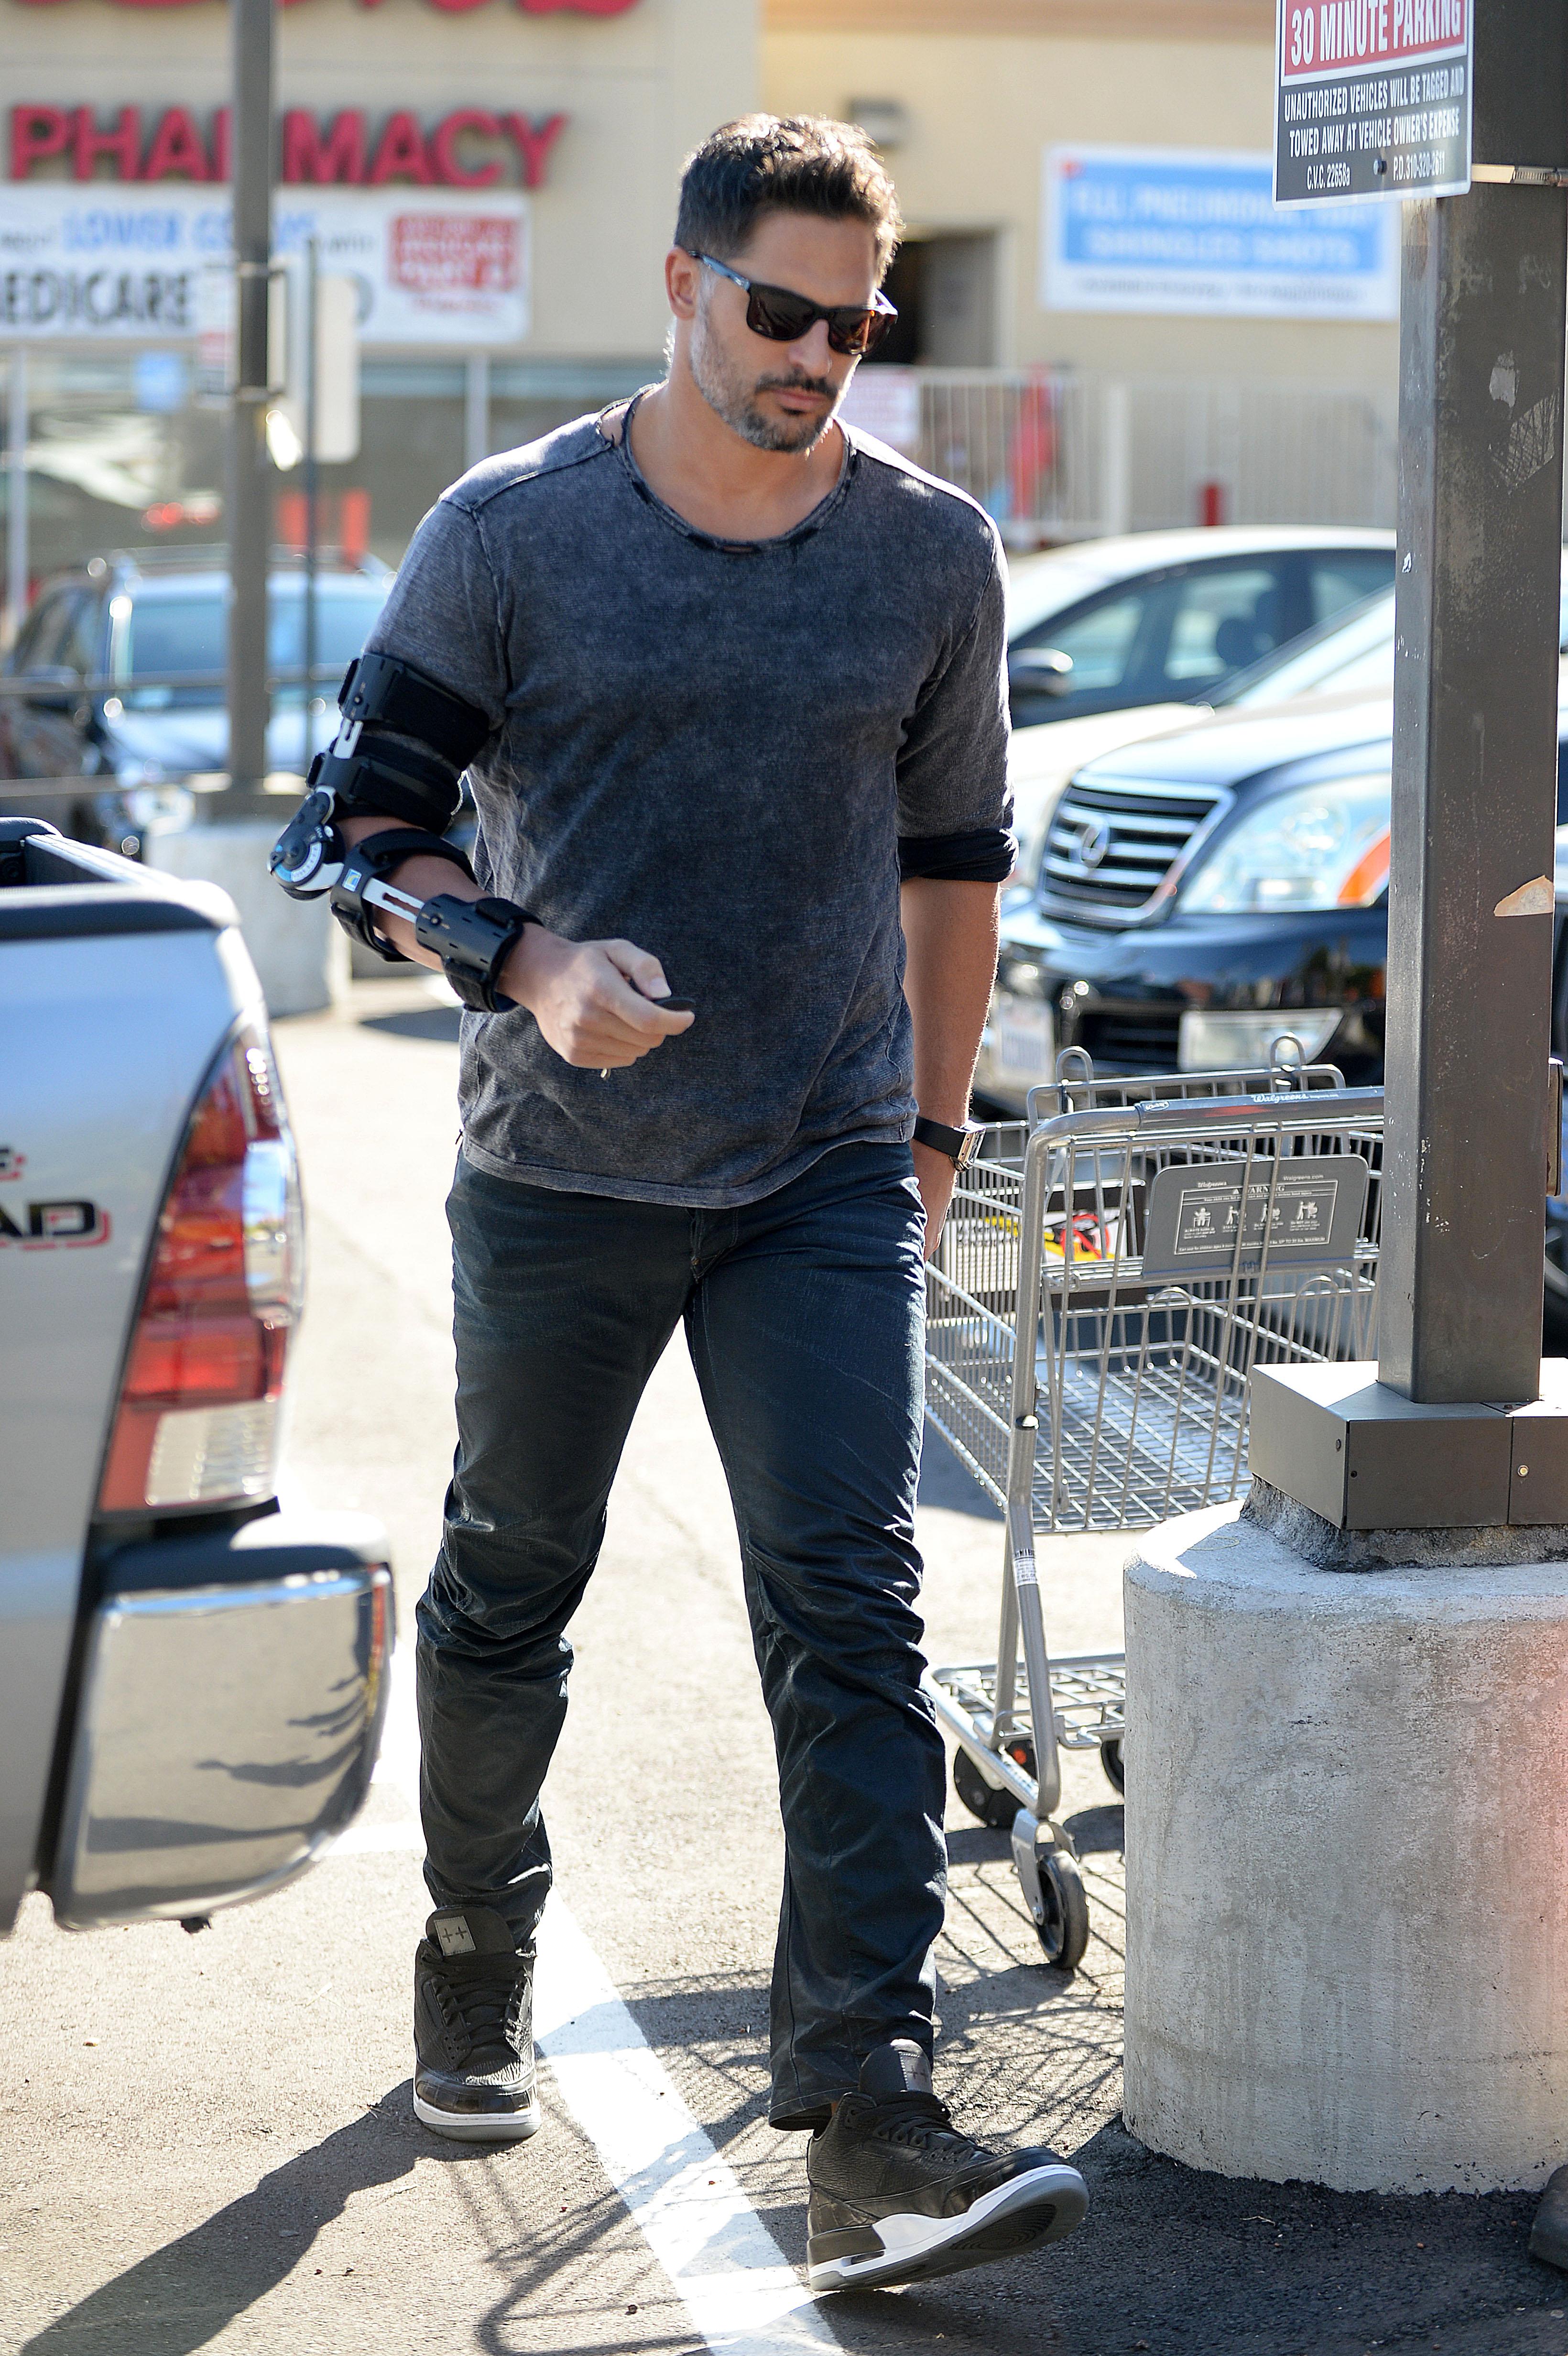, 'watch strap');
914,1114,983,1167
